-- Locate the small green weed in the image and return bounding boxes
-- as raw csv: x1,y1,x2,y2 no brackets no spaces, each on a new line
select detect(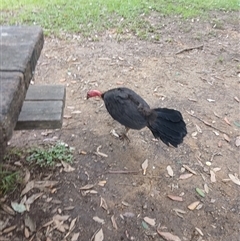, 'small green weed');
0,166,20,195
217,56,224,64
27,142,74,167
